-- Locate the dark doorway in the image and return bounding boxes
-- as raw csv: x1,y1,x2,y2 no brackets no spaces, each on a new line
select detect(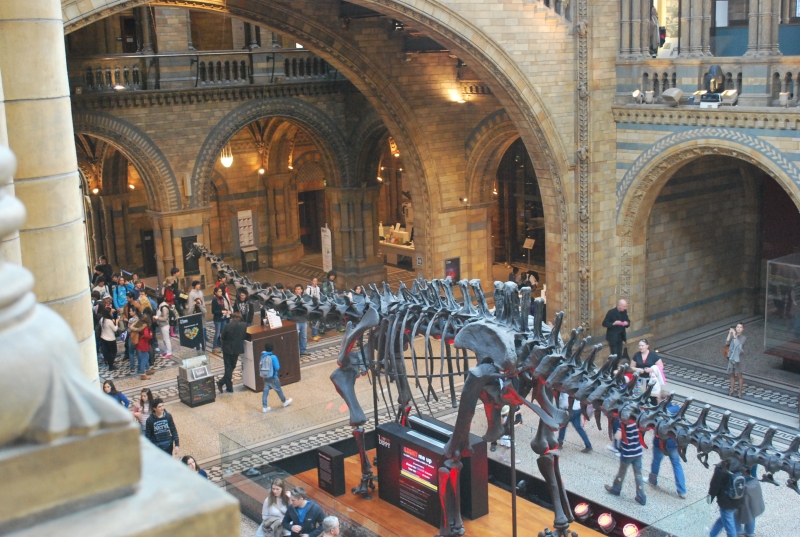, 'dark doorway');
298,190,324,252
181,235,200,275
141,230,157,276
120,17,137,53
493,139,546,266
